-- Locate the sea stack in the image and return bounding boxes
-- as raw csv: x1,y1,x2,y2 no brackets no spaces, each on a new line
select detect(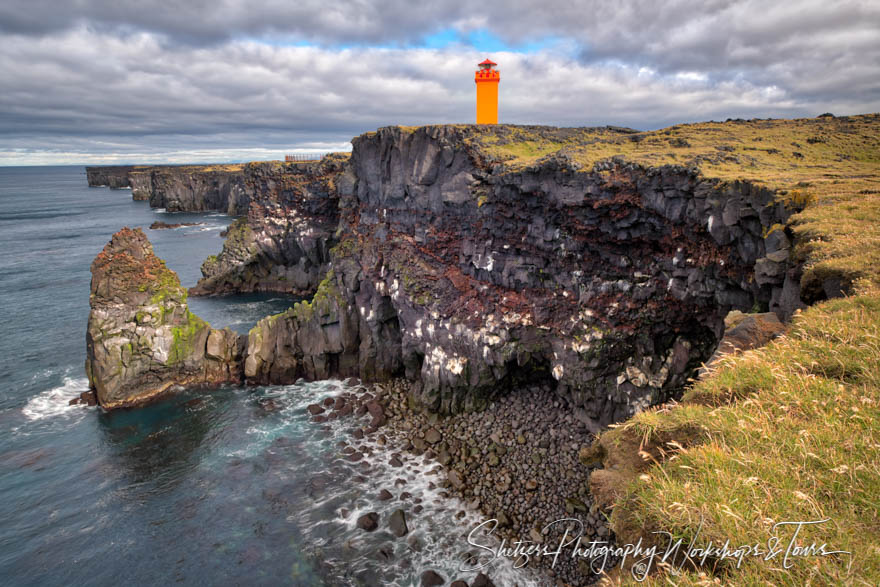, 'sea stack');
85,227,243,408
